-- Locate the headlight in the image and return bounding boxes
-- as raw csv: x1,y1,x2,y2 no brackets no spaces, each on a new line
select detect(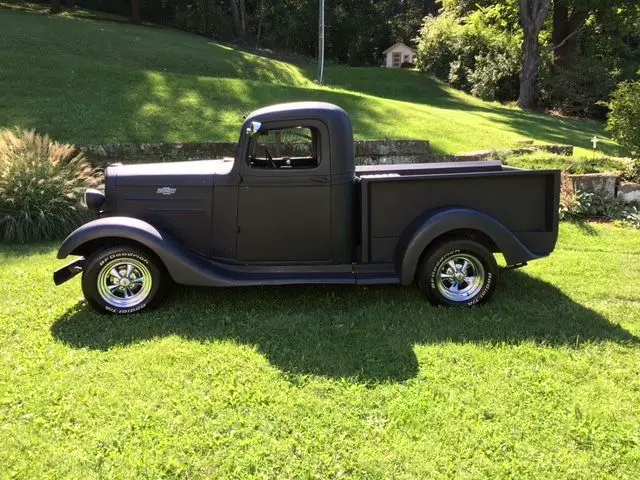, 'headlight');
85,188,106,211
